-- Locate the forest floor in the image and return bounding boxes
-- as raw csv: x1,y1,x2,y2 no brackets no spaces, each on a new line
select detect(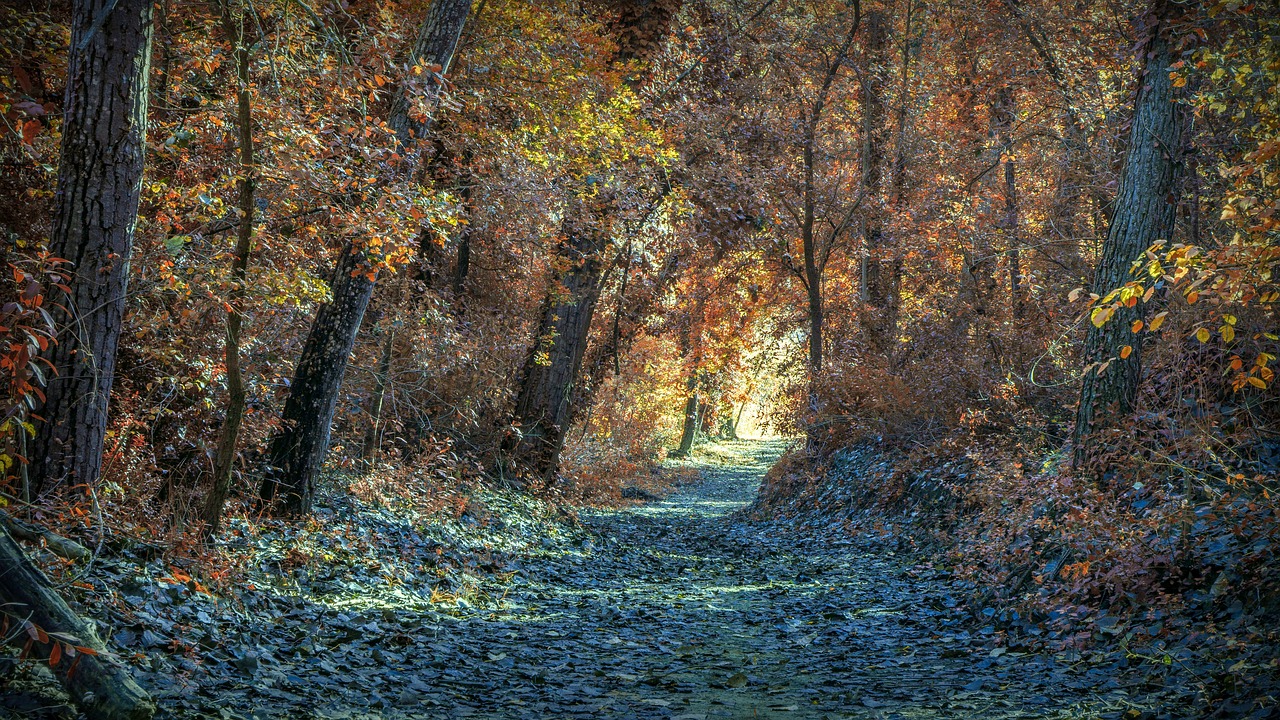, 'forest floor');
4,440,1173,720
